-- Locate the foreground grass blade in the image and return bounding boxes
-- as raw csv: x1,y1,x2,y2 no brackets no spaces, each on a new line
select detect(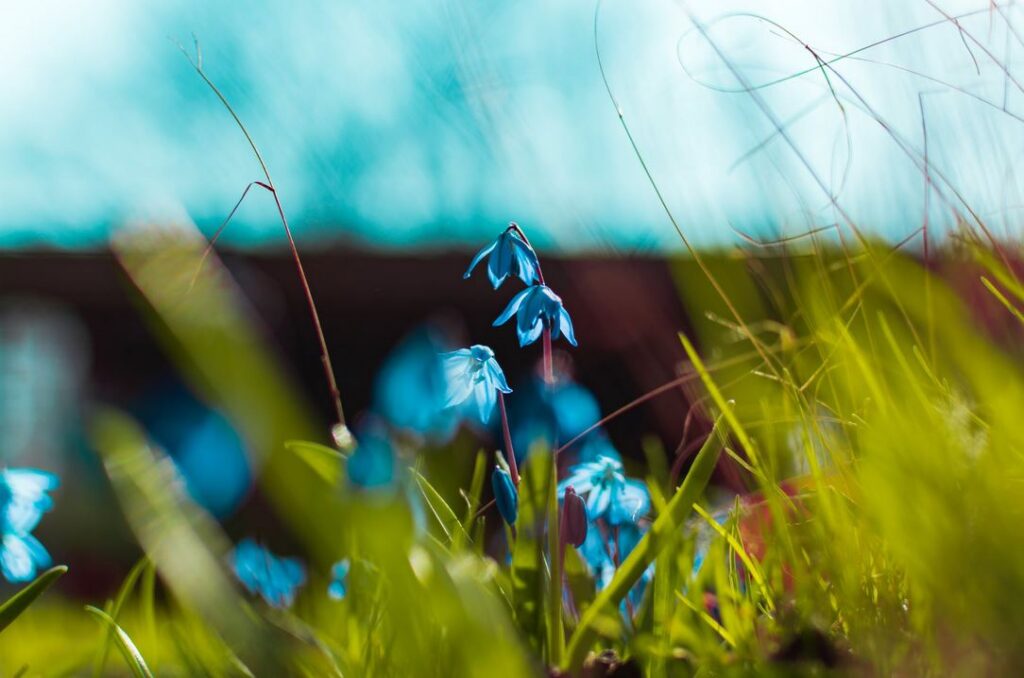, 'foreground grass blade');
86,606,154,678
564,420,724,670
413,469,471,547
93,557,151,677
545,457,564,666
0,565,68,634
